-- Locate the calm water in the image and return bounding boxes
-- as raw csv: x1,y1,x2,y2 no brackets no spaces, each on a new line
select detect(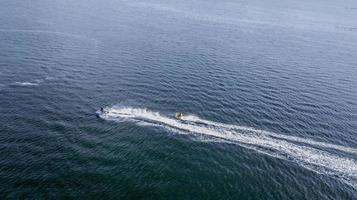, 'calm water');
1,0,357,199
